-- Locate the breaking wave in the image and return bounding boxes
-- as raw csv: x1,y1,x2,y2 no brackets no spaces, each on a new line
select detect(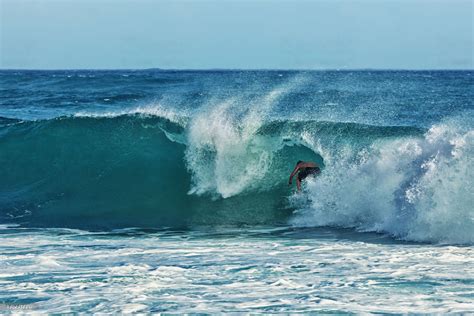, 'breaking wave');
0,102,472,244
